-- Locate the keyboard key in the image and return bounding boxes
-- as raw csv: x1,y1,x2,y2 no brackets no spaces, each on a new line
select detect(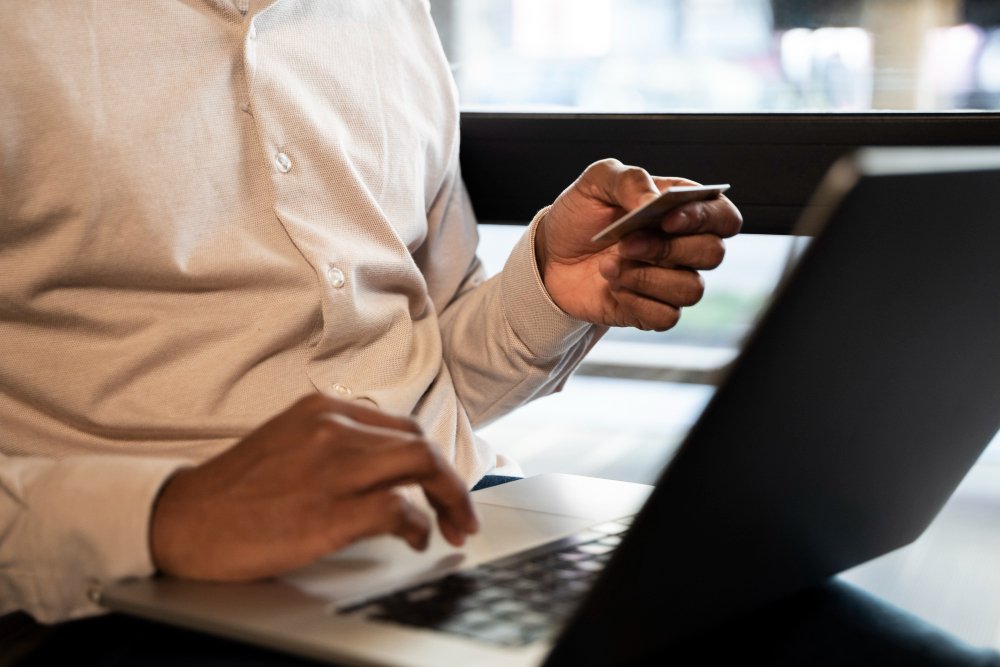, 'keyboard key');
574,560,605,573
343,522,625,648
571,530,608,543
404,586,439,603
577,543,616,556
489,600,529,616
590,520,632,535
475,622,525,646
